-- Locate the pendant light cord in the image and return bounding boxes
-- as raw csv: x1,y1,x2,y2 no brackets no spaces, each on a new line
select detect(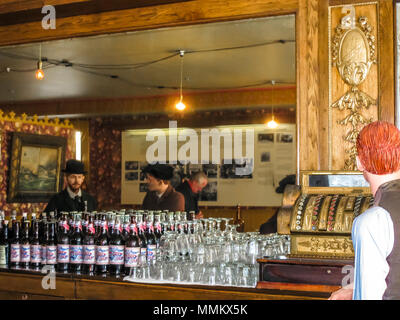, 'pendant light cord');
179,50,184,102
